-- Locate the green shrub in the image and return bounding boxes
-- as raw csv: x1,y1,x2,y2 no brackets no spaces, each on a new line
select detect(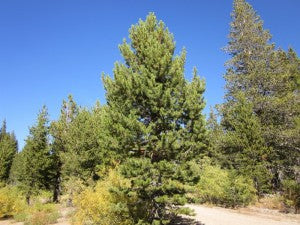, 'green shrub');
196,164,228,204
224,172,256,207
282,179,300,213
0,186,26,218
14,212,28,222
195,163,256,207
